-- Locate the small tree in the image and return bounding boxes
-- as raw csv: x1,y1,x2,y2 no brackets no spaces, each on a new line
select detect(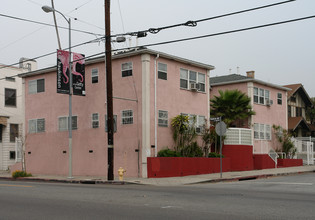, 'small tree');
210,89,255,127
171,114,200,157
273,125,296,158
